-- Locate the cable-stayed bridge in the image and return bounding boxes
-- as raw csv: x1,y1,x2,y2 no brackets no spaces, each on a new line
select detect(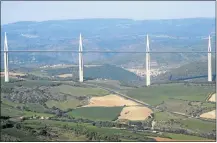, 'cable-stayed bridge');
2,32,215,86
